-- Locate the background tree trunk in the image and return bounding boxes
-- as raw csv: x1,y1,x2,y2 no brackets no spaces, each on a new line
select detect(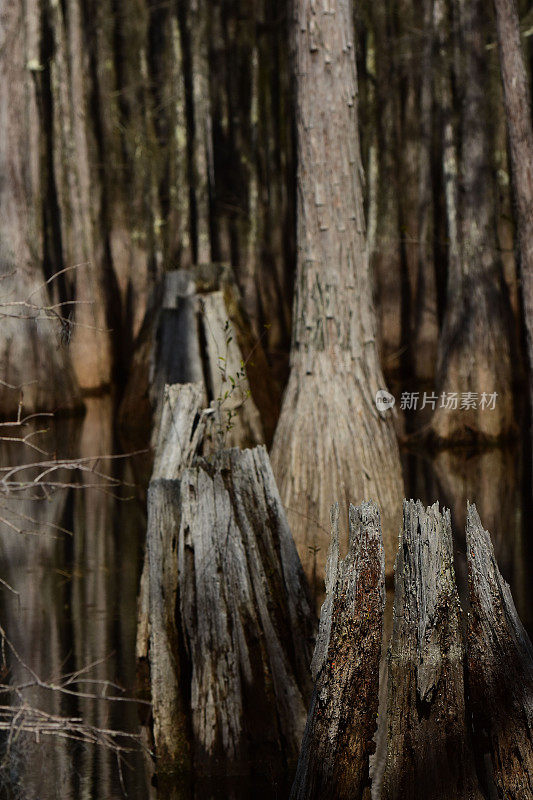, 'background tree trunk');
270,0,404,597
368,0,403,379
493,0,533,468
430,0,515,443
0,0,81,417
